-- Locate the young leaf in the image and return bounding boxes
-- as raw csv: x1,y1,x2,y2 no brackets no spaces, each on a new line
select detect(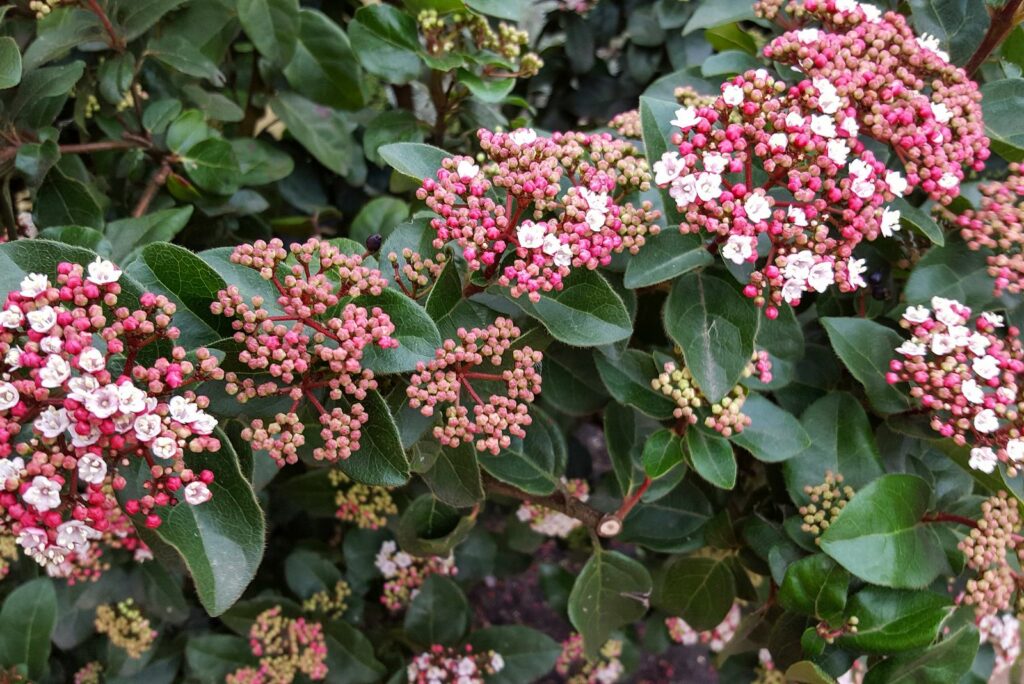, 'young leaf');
568,549,653,659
